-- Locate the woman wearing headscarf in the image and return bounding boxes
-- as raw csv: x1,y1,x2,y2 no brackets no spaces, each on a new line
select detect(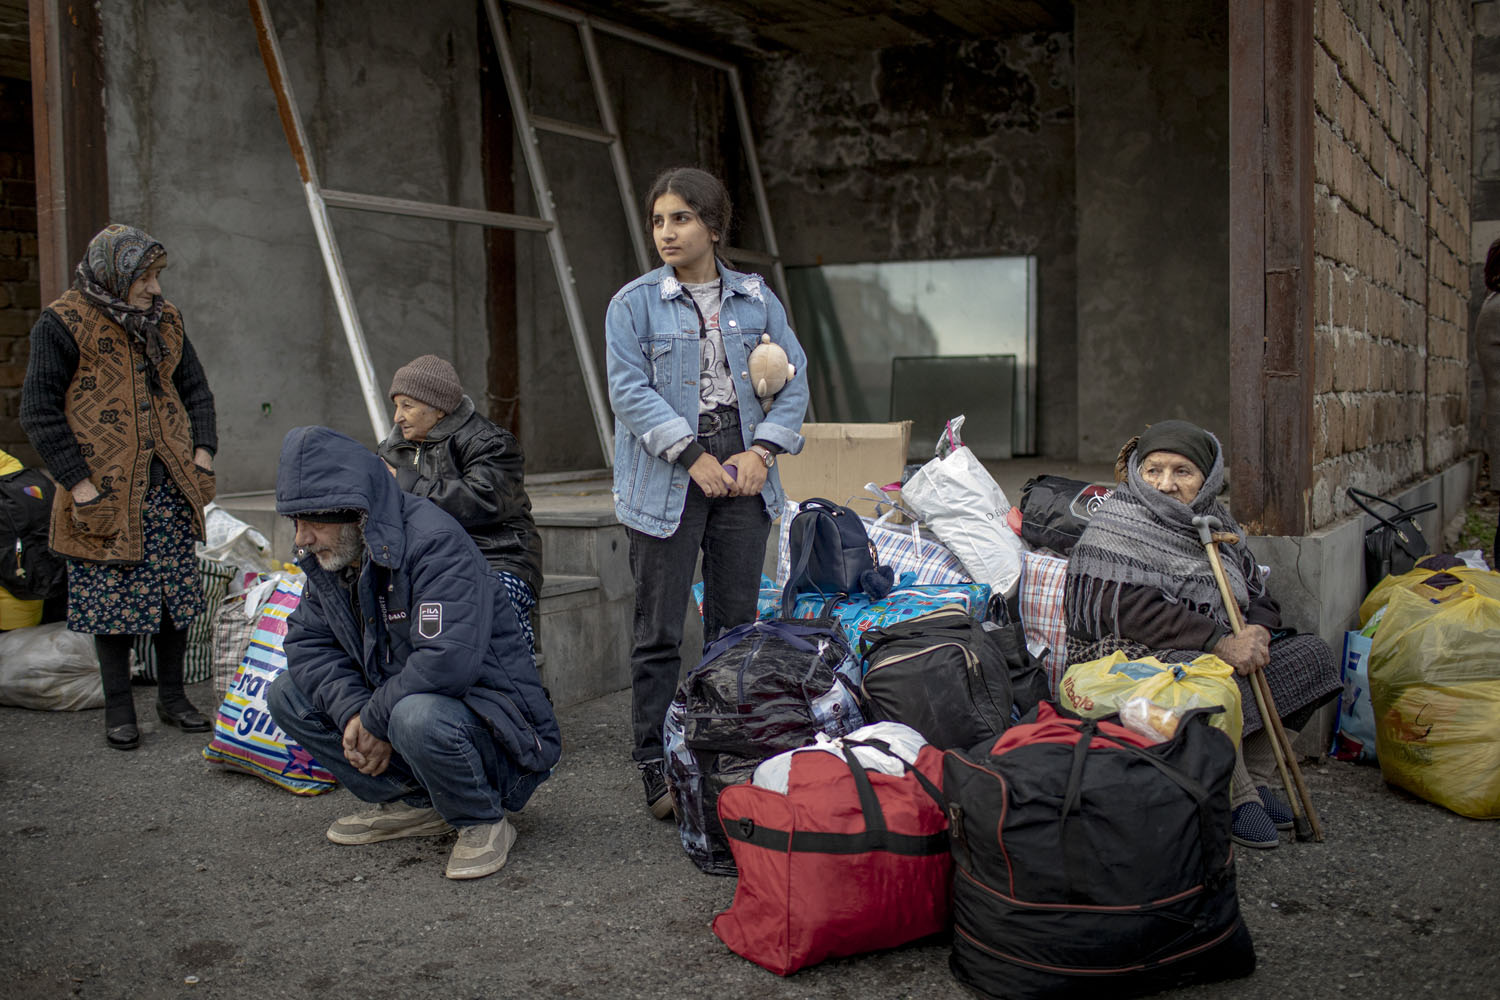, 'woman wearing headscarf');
1064,419,1340,849
21,224,219,751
